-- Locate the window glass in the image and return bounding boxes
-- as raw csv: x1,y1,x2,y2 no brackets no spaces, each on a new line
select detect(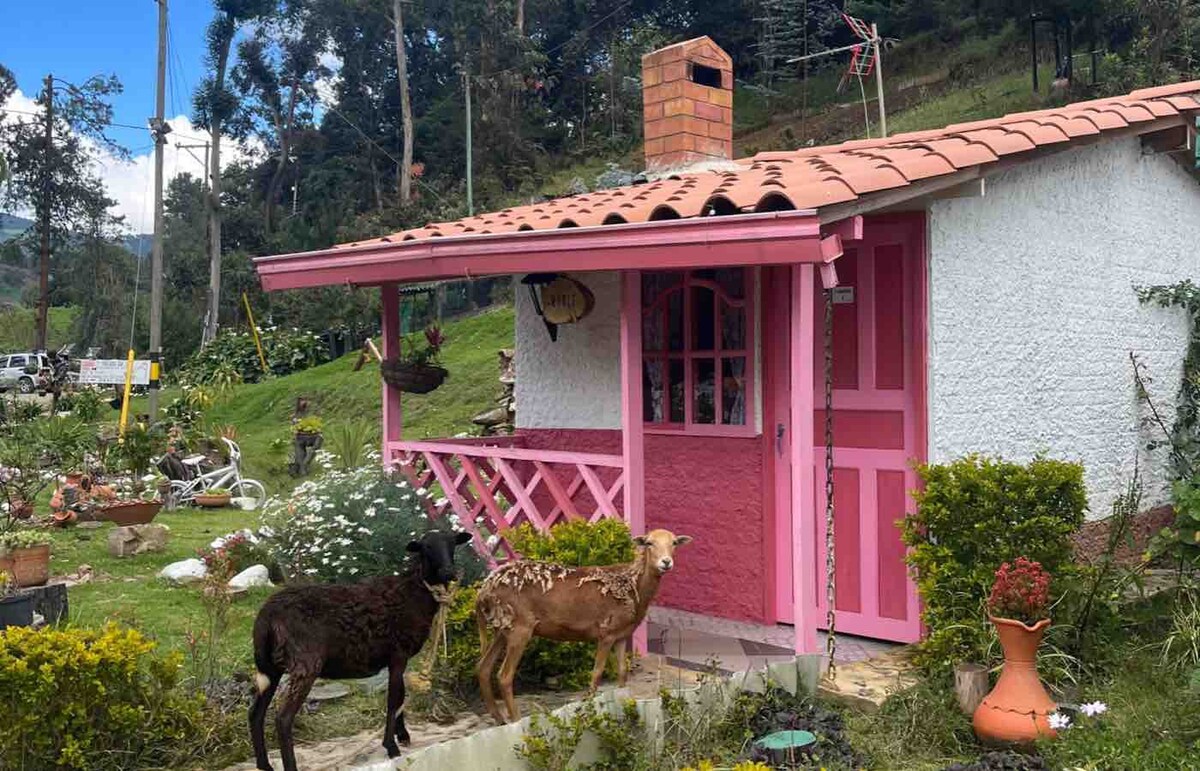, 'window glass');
721,357,747,425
